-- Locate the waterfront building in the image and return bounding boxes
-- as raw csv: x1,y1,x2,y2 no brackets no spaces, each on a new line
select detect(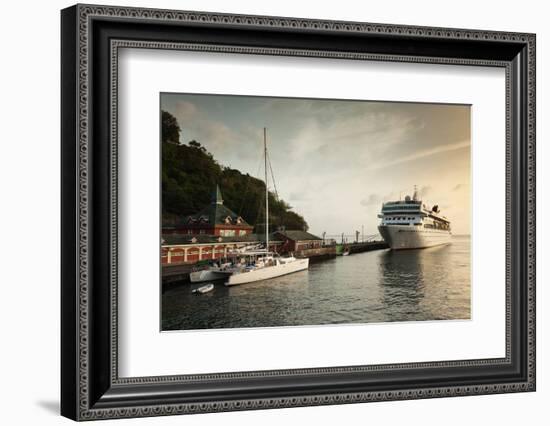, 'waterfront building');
160,186,327,266
274,230,323,252
164,185,254,237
